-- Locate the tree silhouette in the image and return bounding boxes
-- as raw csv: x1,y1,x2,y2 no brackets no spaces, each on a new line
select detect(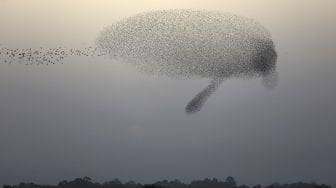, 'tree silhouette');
3,176,332,188
225,176,237,187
